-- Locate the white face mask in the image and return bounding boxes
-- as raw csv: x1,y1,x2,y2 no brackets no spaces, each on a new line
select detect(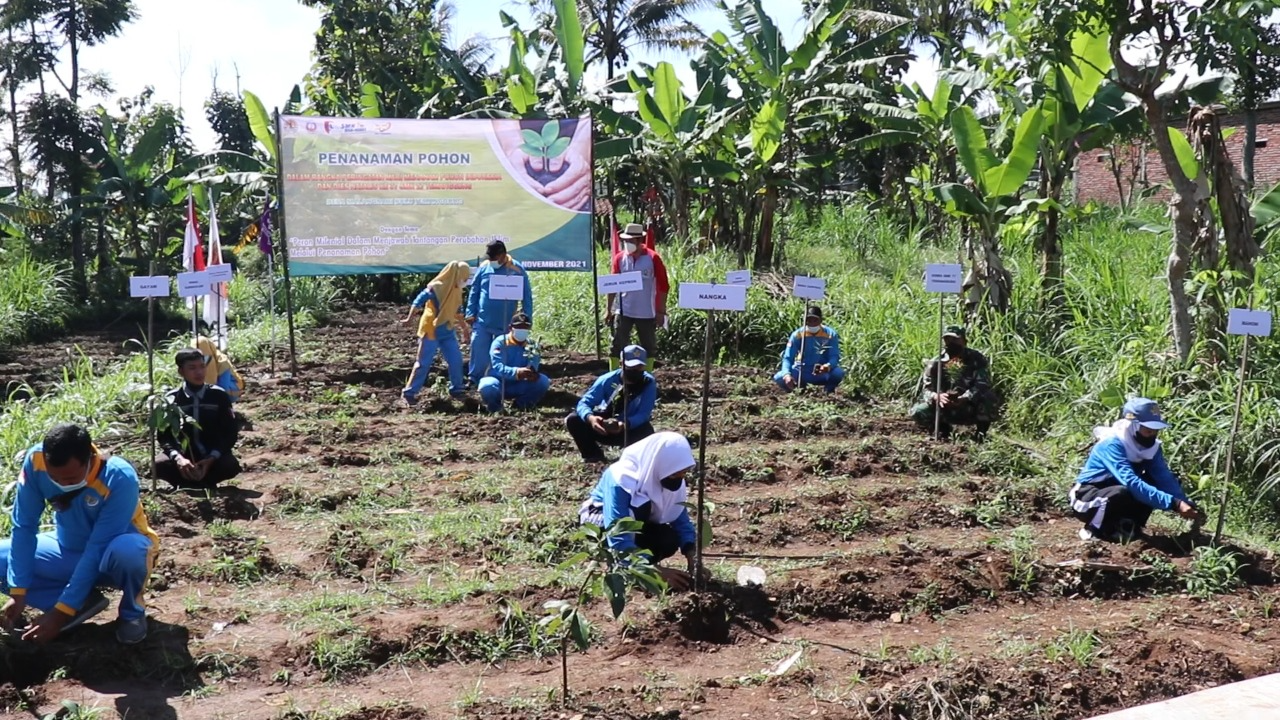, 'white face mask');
624,241,638,254
512,328,531,342
57,468,89,494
